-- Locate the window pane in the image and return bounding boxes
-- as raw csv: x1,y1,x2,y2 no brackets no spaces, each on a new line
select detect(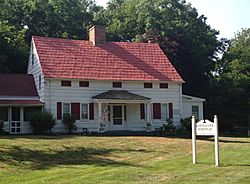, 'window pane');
0,107,8,121
144,83,152,88
79,81,89,87
113,82,122,88
81,104,88,119
161,103,168,121
12,107,20,121
63,103,70,114
160,83,168,88
192,106,199,118
113,106,122,118
24,107,42,121
61,81,71,87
